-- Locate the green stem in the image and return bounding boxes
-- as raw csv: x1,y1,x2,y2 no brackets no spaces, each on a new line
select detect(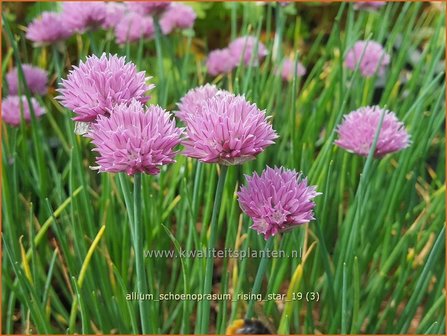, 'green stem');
245,237,274,319
199,165,229,334
132,173,150,334
88,30,98,55
118,173,134,228
230,3,237,41
52,46,62,78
